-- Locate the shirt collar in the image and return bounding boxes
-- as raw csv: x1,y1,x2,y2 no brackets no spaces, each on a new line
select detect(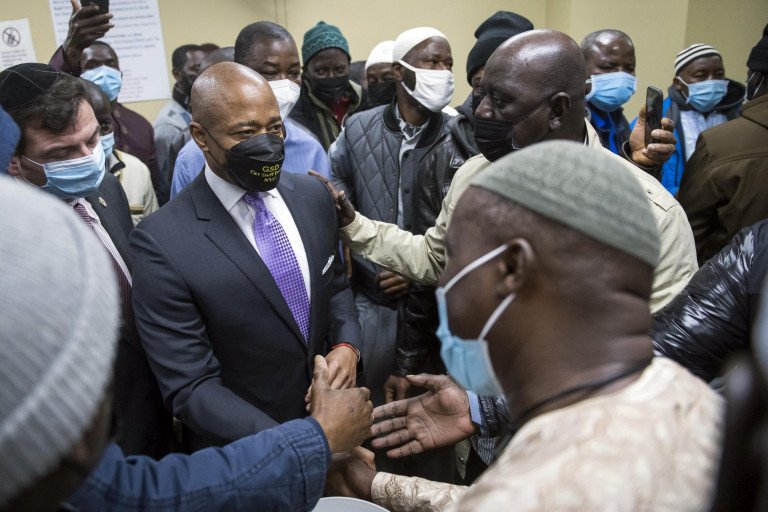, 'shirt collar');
204,164,278,212
70,197,100,223
394,104,427,141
